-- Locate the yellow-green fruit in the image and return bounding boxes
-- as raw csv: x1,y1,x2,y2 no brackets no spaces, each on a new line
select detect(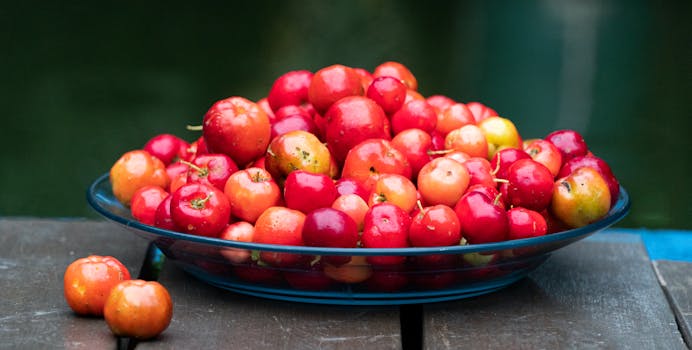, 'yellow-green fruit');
478,116,521,160
550,167,611,228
